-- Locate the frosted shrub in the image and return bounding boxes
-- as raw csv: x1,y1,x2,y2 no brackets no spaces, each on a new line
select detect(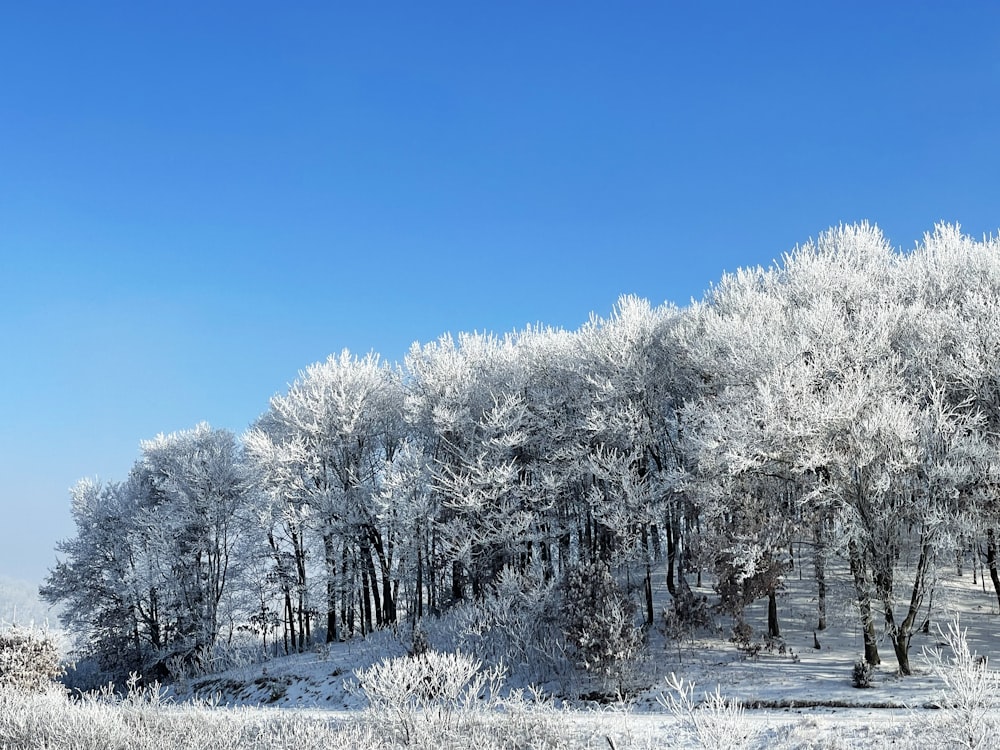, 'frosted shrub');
353,650,506,744
0,683,382,750
851,659,874,689
920,616,998,749
0,625,64,693
423,566,568,676
657,672,757,750
560,561,644,696
203,634,268,675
